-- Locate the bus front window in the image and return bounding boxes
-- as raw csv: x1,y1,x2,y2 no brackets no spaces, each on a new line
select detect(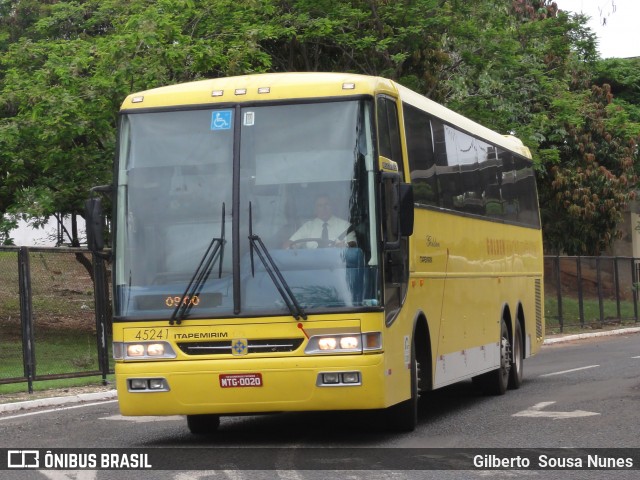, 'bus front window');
239,100,381,314
114,100,381,320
